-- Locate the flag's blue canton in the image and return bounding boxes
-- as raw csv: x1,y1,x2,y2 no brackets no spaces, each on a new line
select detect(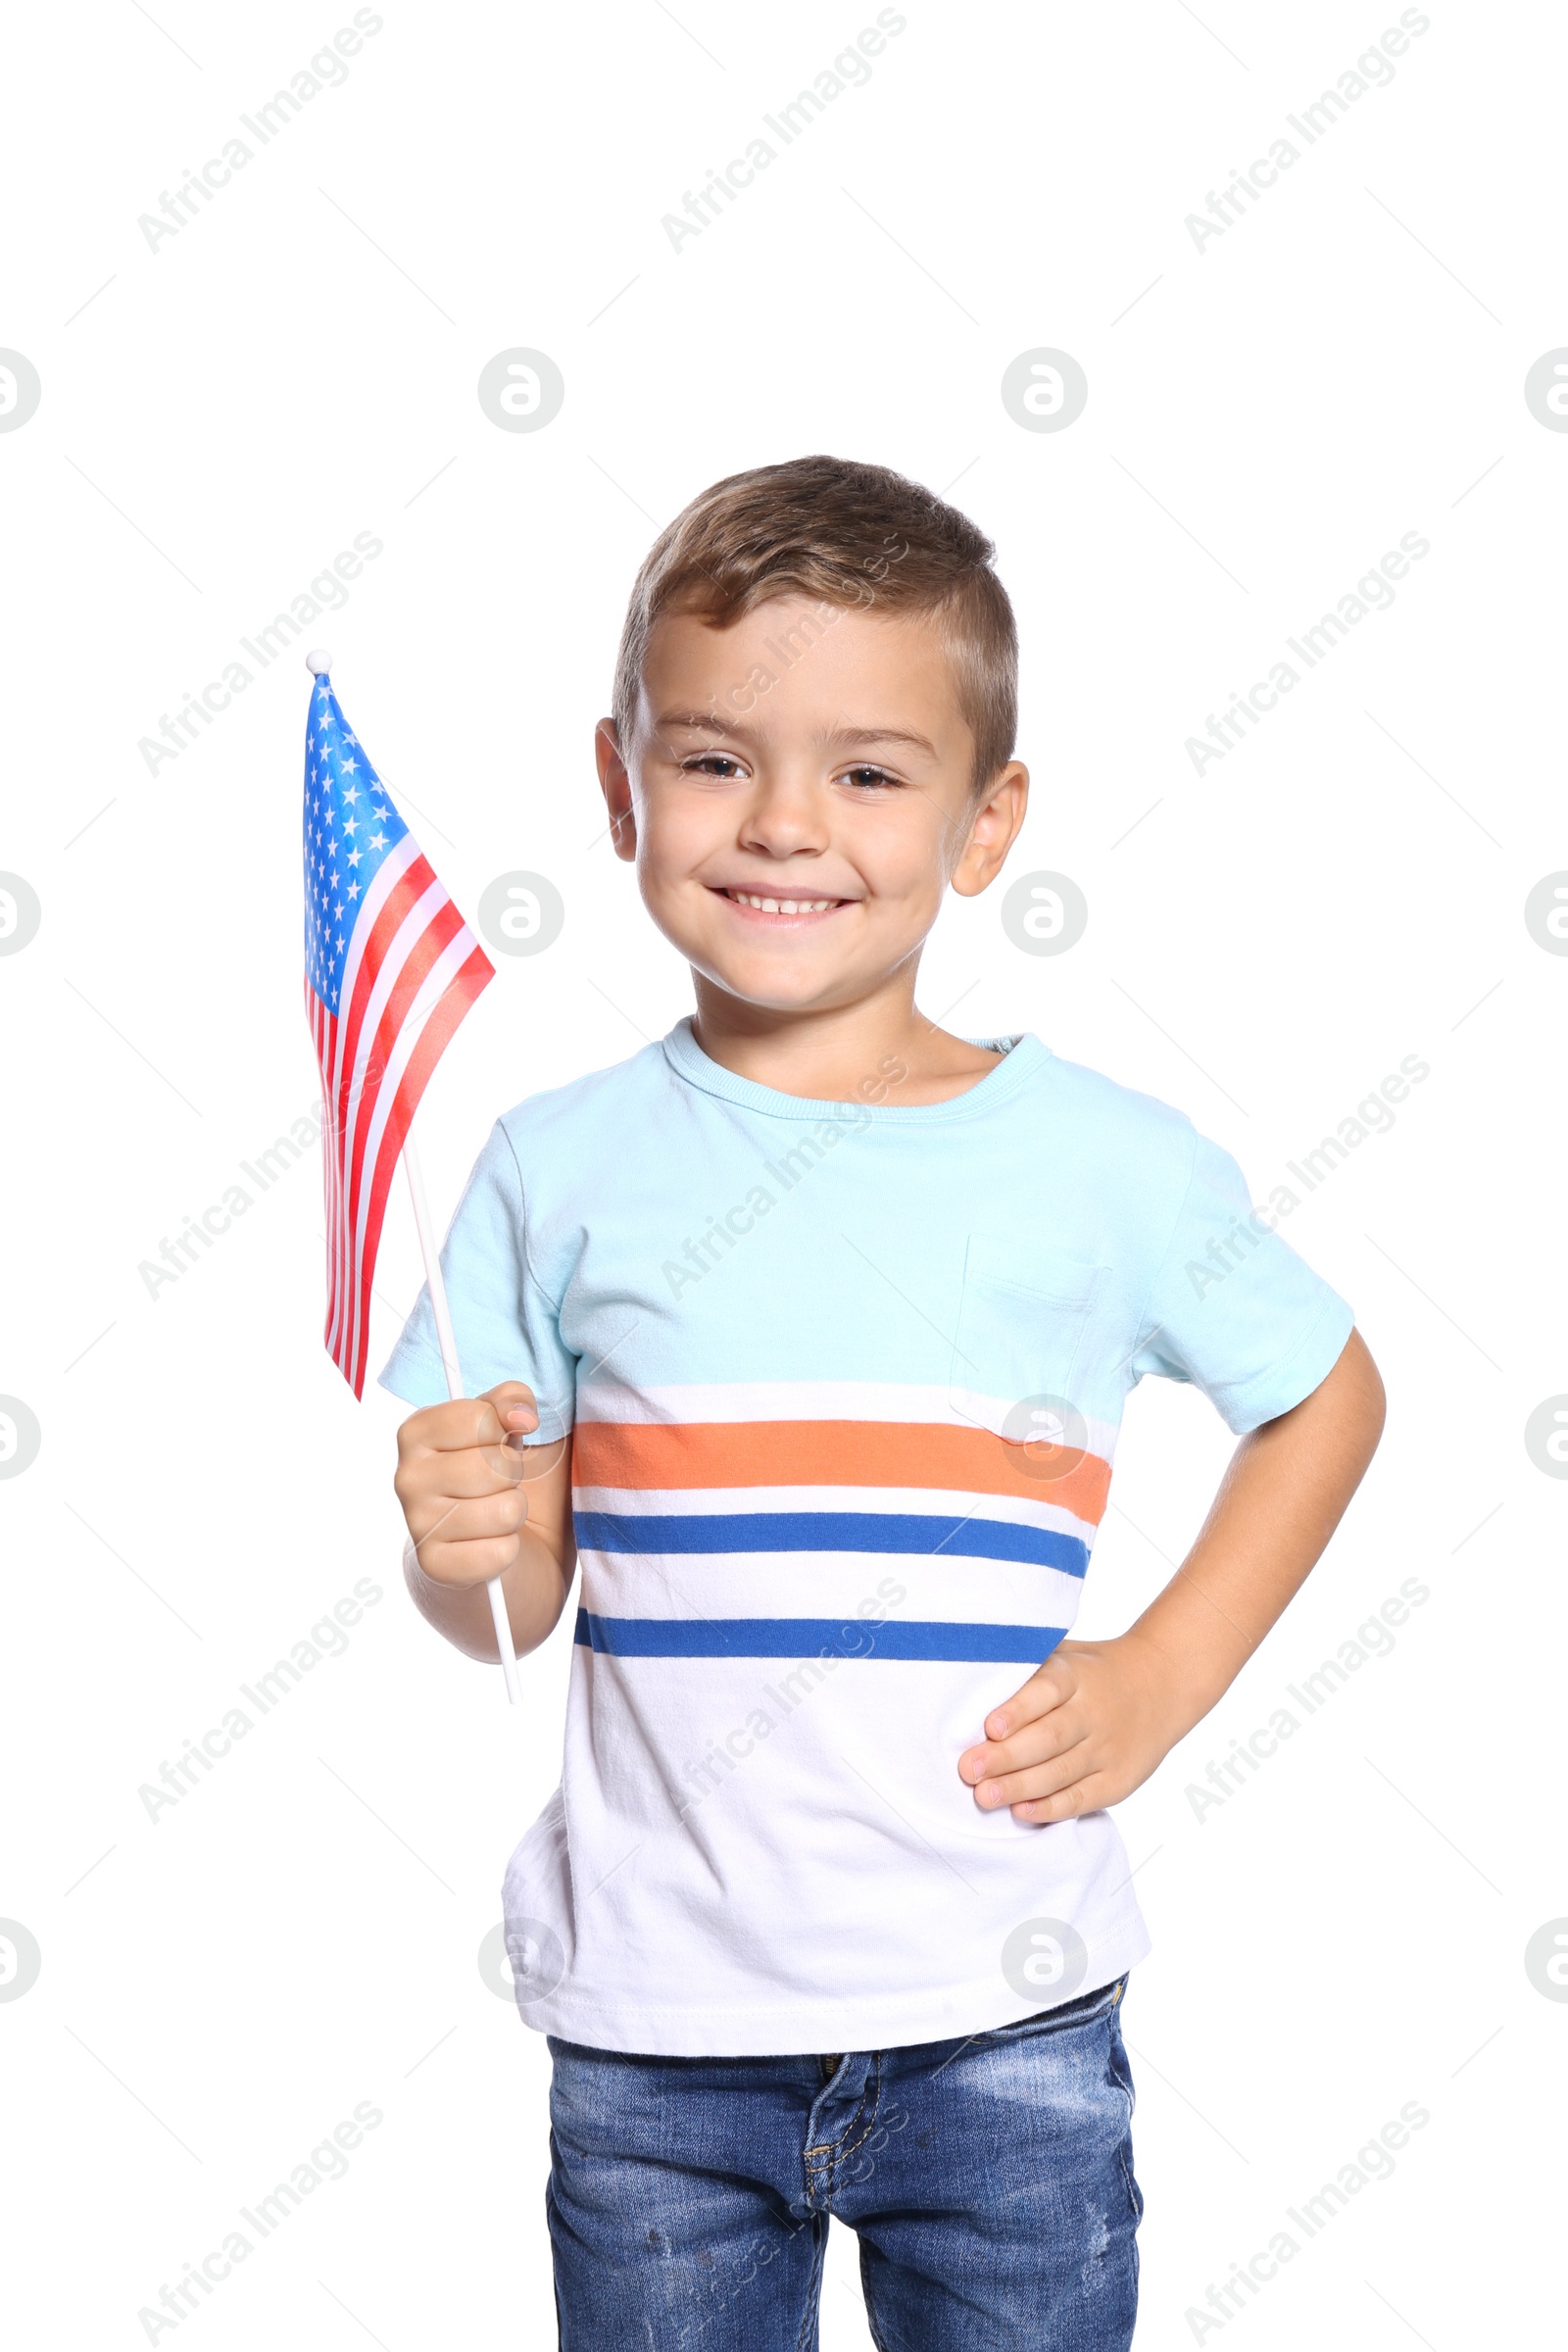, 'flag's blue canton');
303,676,410,1011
